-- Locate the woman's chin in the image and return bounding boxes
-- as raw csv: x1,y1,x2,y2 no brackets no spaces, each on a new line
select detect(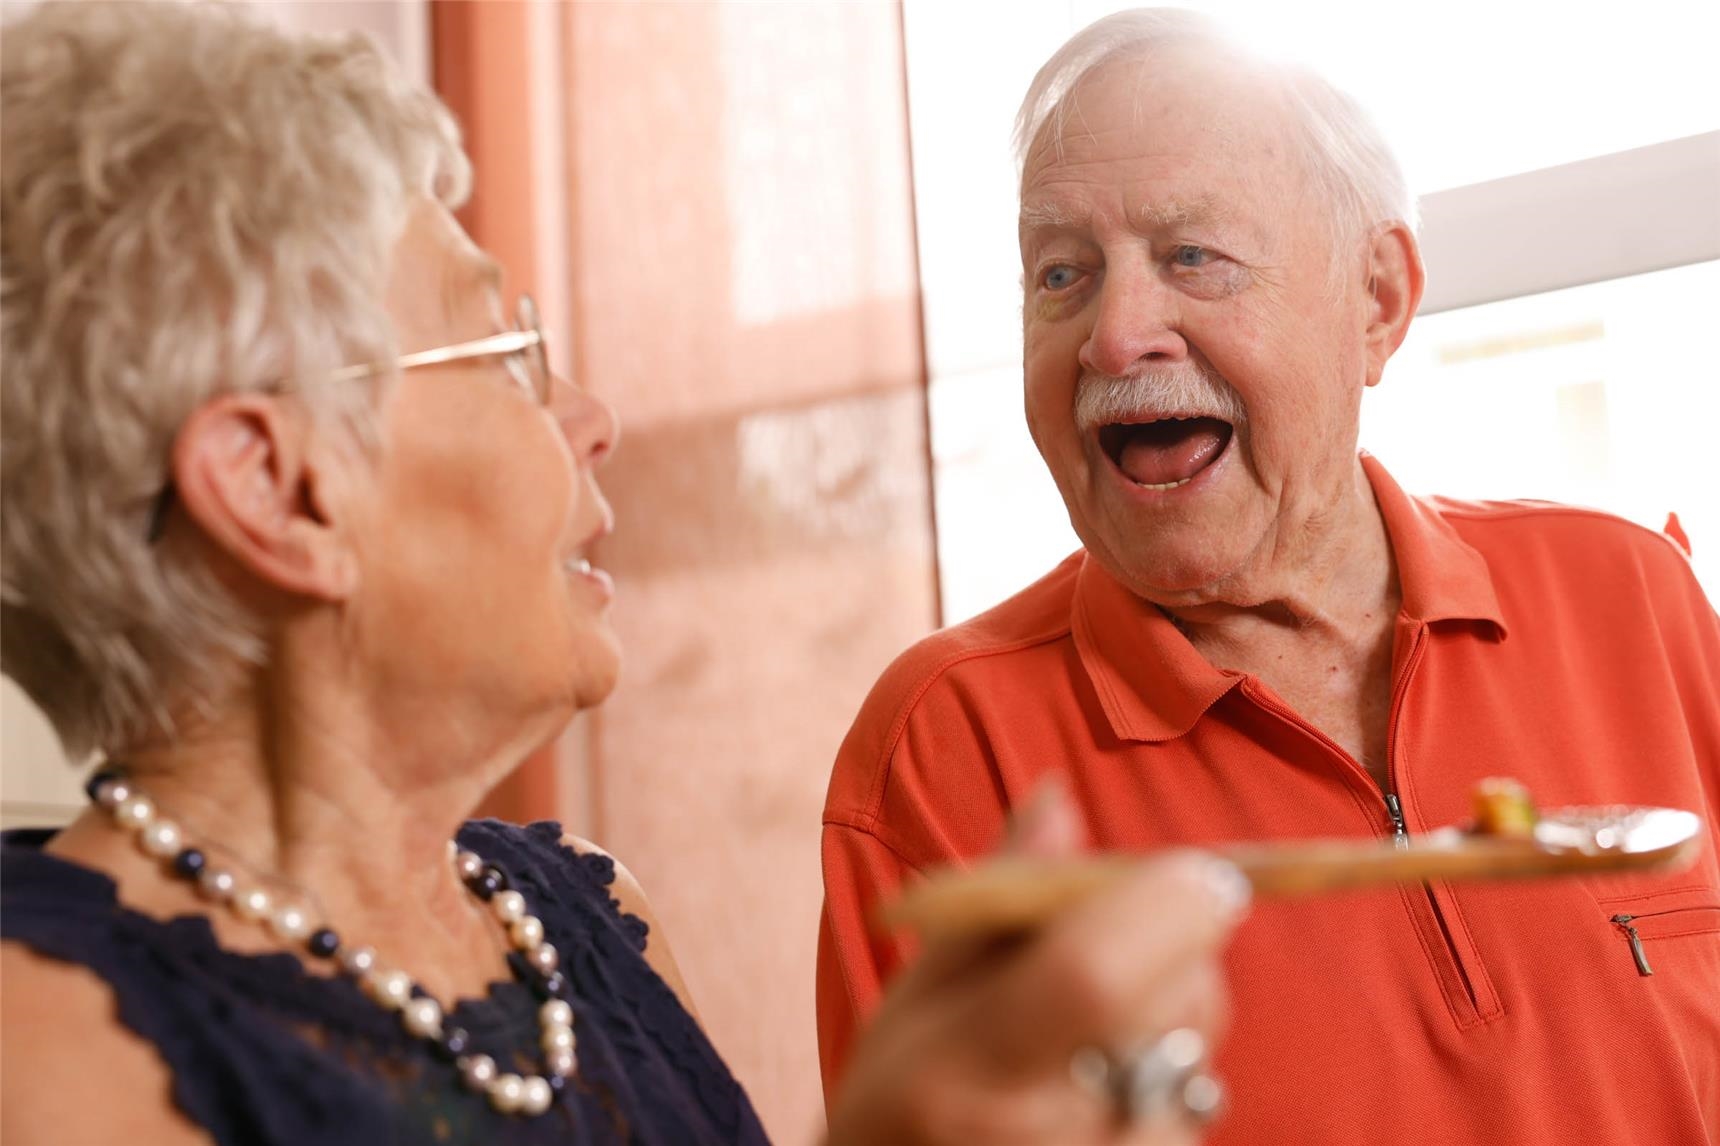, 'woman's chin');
568,637,623,710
